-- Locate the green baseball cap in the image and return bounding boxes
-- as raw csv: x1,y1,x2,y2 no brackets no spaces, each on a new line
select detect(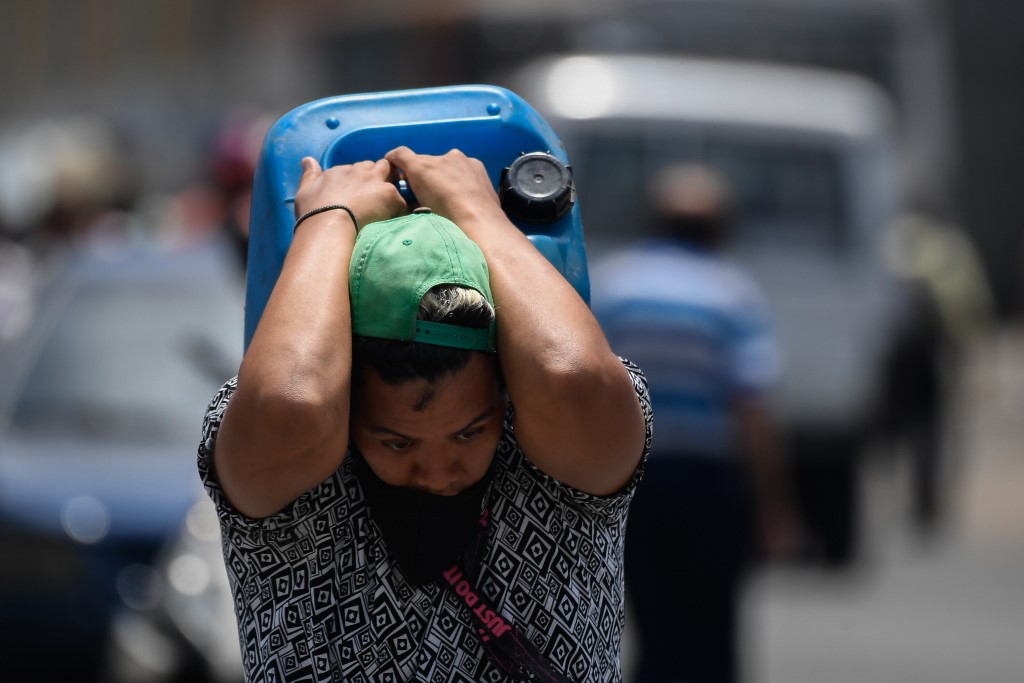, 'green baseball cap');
349,210,496,352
